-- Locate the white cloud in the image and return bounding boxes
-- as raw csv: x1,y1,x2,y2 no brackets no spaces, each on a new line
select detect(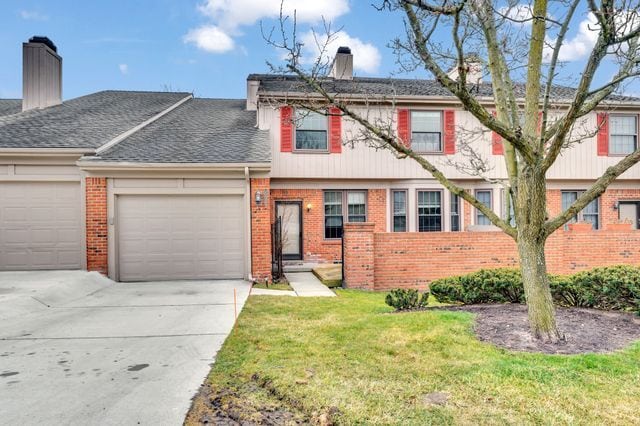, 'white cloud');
544,13,599,62
198,0,349,30
300,30,381,74
119,64,129,75
19,10,48,21
184,0,350,54
183,25,235,53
